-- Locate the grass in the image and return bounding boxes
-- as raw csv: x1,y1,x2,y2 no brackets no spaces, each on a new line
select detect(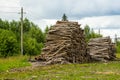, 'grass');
0,55,31,72
1,61,120,80
116,53,120,58
0,54,120,80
